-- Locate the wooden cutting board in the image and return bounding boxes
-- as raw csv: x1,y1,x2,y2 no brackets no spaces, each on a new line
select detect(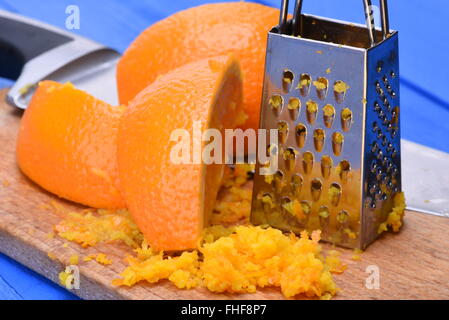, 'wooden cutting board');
0,89,448,300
